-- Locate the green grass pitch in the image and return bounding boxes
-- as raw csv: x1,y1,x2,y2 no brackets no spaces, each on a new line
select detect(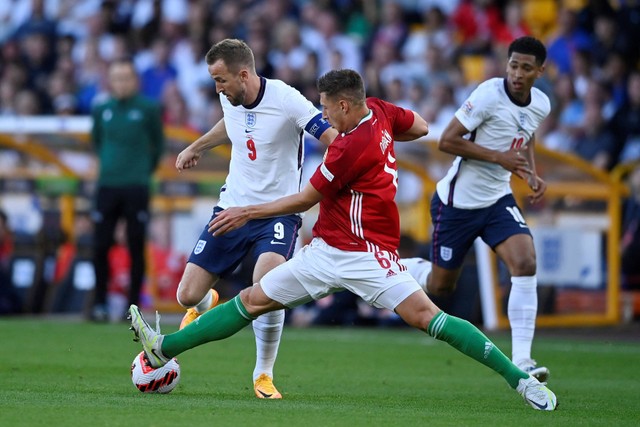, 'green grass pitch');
1,317,639,426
